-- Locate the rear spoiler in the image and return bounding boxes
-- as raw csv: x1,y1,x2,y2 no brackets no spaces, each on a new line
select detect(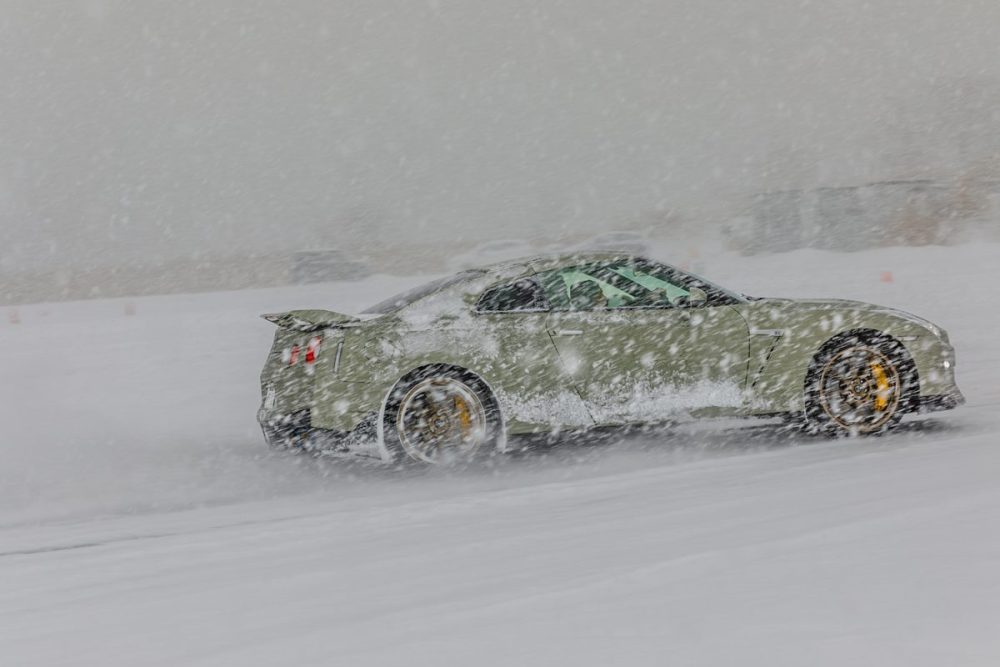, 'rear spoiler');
261,309,362,332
